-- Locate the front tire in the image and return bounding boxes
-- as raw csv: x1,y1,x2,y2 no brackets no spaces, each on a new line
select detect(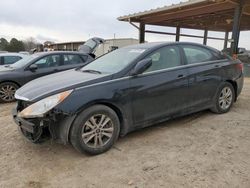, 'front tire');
0,82,19,103
70,105,120,155
211,82,235,114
